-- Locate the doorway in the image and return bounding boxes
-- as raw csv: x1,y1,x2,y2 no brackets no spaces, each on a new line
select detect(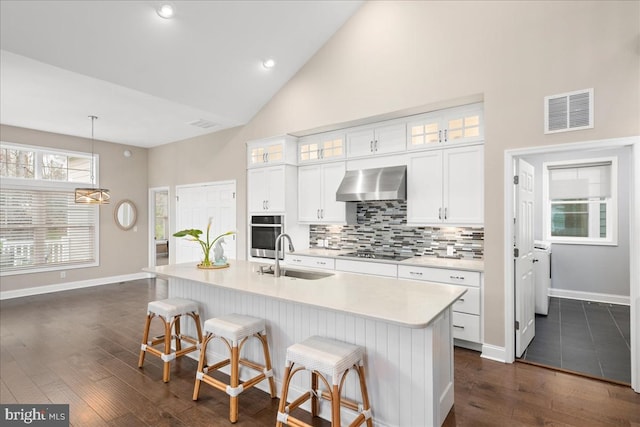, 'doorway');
503,136,639,392
149,187,169,267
